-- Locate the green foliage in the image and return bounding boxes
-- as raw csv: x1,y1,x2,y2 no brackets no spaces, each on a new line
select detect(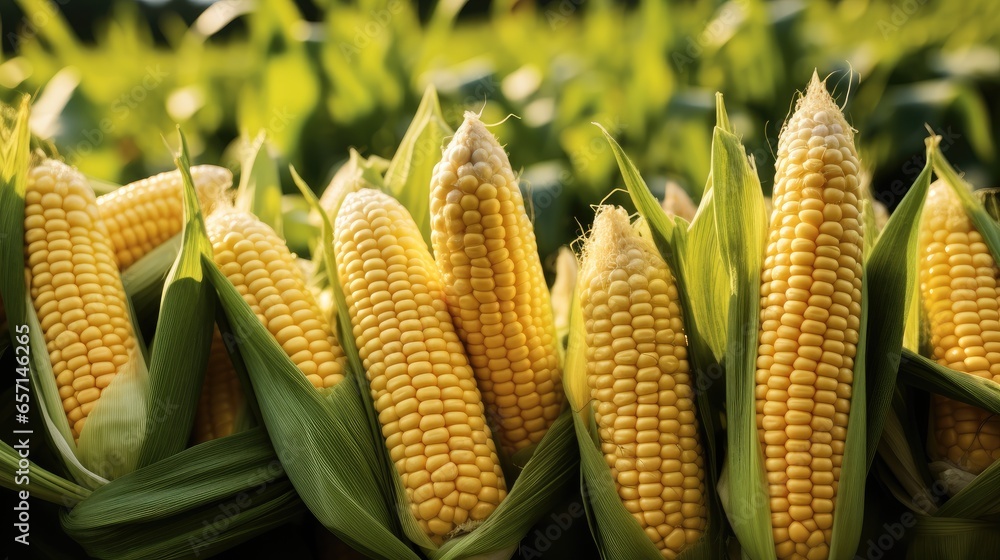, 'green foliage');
1,0,997,260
